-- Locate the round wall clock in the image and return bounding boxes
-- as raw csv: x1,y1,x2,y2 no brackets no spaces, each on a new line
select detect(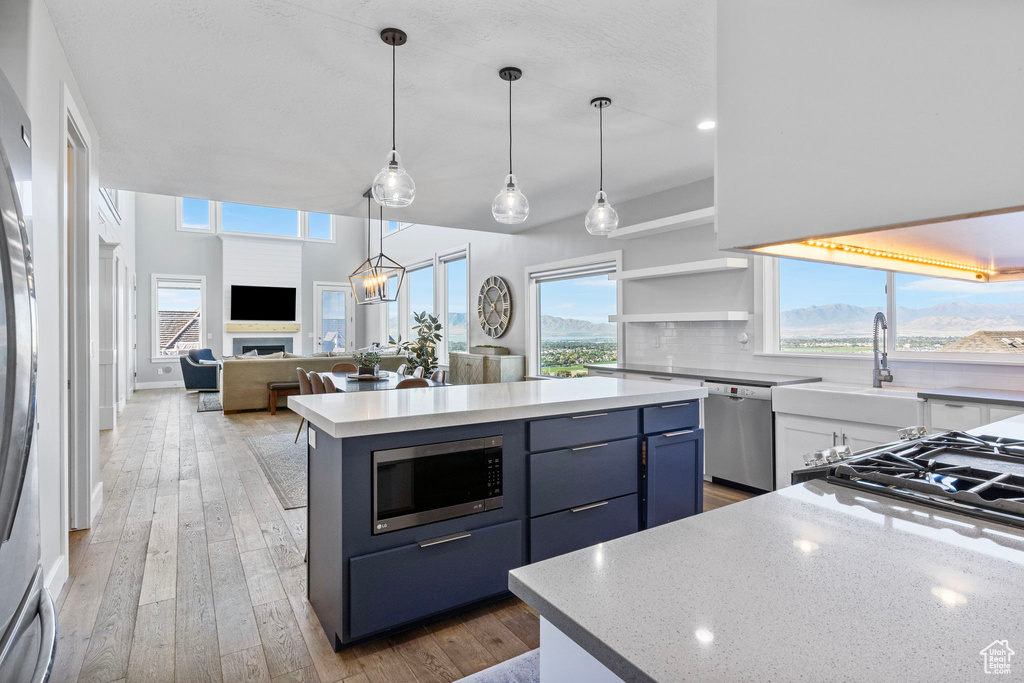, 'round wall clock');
477,276,512,338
